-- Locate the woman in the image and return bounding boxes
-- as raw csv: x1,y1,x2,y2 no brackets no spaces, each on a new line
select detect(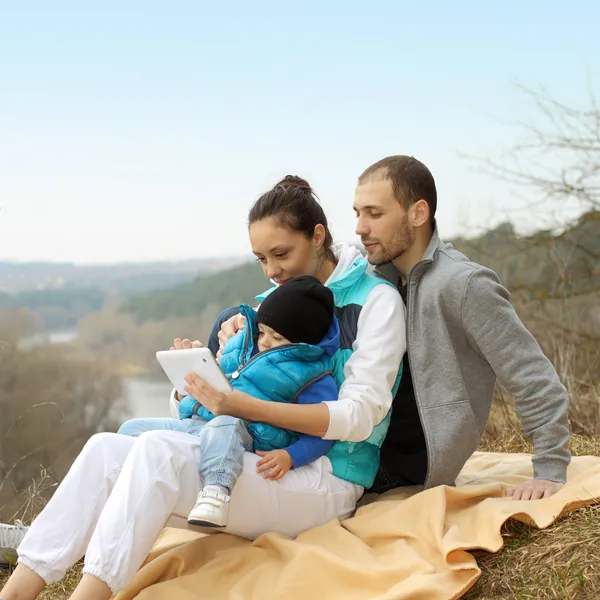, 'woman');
1,176,405,600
